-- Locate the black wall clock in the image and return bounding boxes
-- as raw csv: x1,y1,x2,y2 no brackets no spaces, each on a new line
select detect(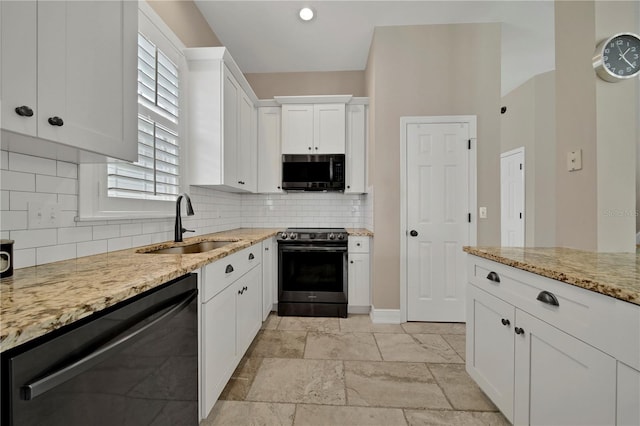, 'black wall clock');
593,32,640,82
